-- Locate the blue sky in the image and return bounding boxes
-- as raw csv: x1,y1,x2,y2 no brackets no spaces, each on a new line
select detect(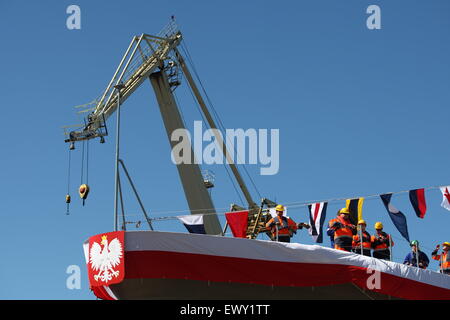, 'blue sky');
0,0,449,299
